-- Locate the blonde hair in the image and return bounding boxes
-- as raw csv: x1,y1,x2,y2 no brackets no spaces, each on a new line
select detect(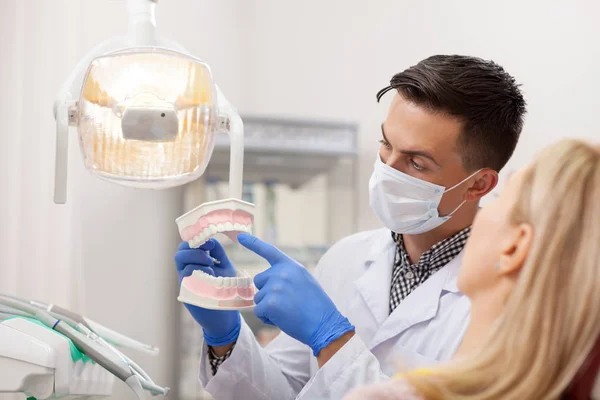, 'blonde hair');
406,139,600,400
